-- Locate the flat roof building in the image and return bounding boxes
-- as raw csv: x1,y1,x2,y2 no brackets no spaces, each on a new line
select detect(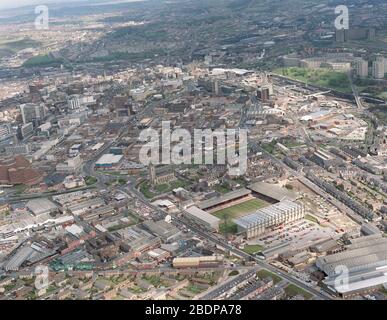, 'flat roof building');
318,236,387,297
247,182,299,203
95,154,123,169
184,206,220,231
142,220,181,242
316,236,387,277
26,198,58,216
172,255,224,268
